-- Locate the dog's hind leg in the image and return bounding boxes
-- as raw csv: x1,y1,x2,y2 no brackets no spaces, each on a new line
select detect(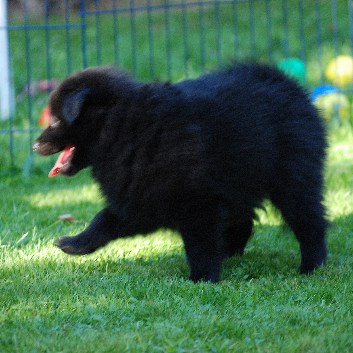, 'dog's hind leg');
55,208,119,255
271,190,327,274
